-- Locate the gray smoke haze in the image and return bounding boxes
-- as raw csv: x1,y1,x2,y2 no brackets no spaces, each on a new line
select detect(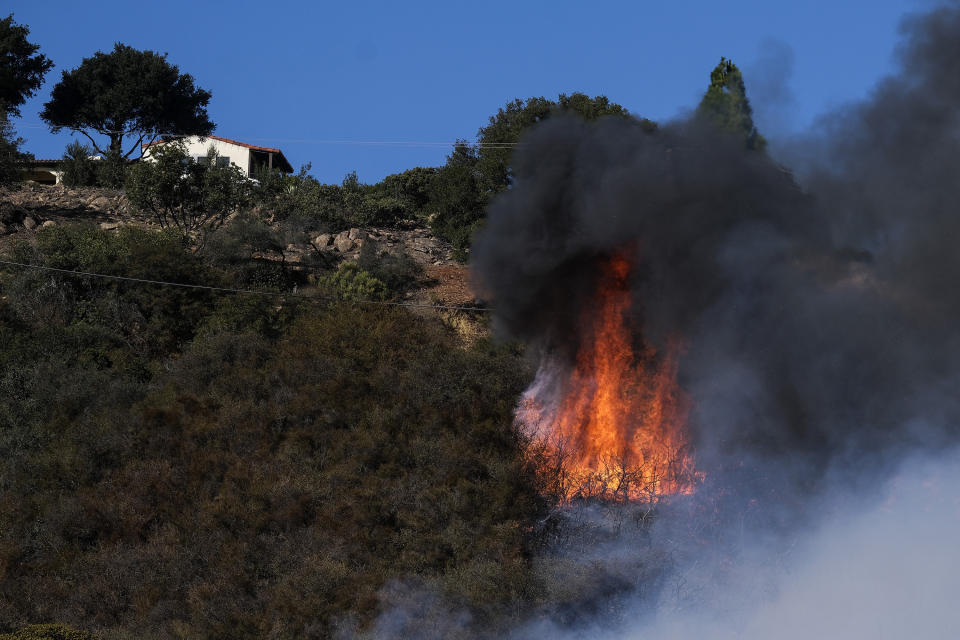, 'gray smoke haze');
465,0,960,636
510,448,960,639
